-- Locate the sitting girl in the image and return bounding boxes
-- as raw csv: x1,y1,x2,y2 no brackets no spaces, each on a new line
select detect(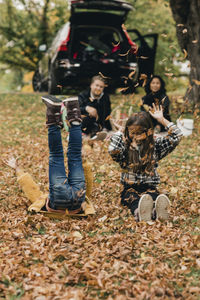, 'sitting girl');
141,75,171,132
109,104,182,222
